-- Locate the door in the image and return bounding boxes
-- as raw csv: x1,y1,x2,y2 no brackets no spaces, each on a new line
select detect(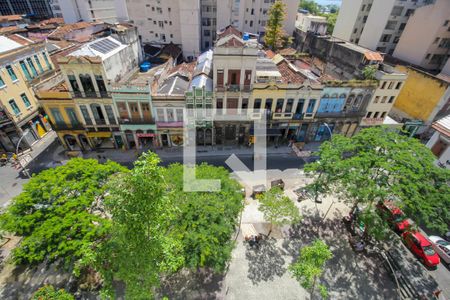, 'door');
161,134,169,147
